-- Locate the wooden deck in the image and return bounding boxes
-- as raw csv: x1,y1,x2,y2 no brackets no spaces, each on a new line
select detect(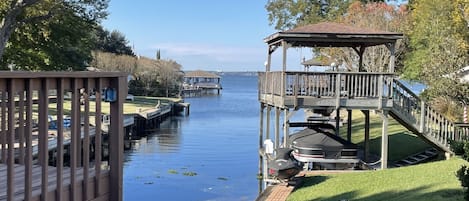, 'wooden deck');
258,71,395,109
0,164,109,201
